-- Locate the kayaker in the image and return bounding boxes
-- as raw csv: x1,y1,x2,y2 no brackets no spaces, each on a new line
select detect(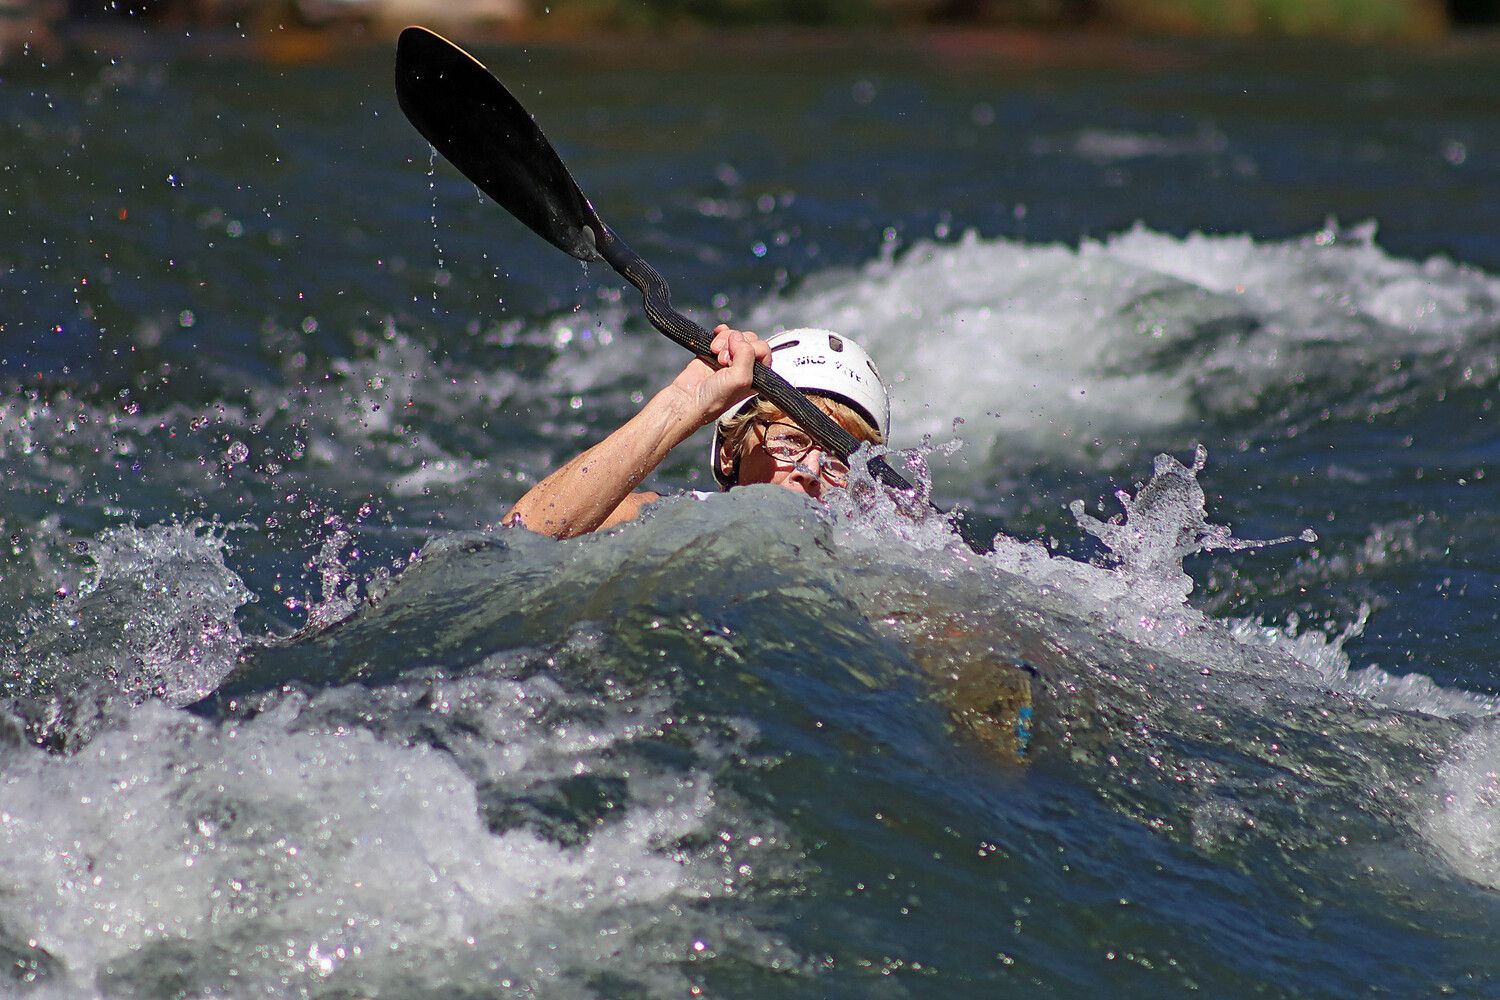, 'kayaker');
506,324,889,538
